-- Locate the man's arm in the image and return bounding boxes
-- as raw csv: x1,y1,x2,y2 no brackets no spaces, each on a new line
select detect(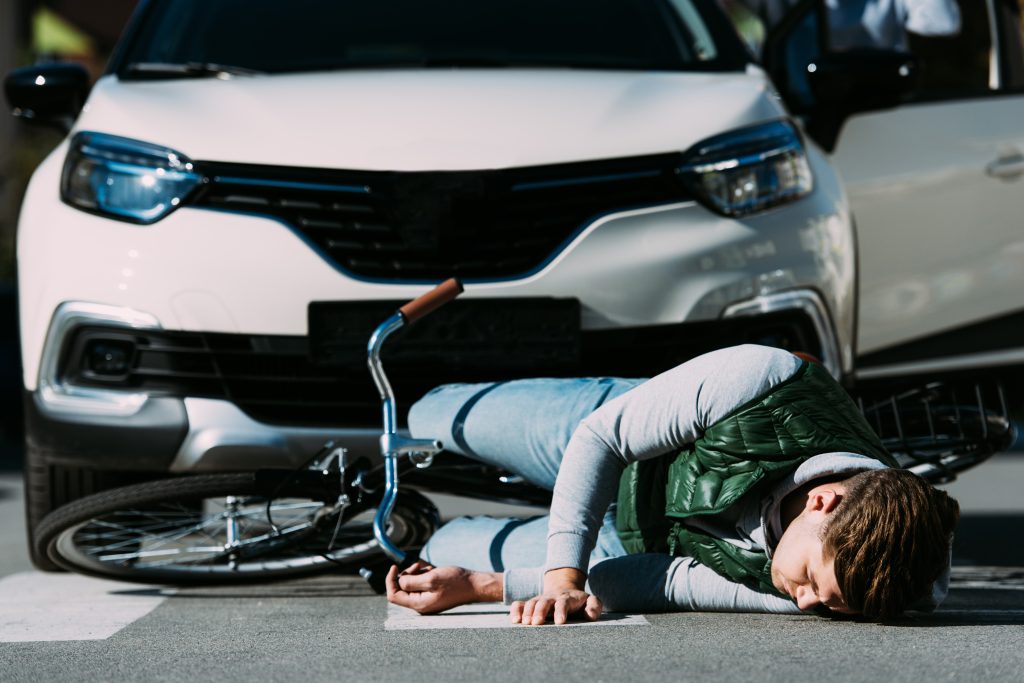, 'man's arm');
386,562,503,614
588,555,801,614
